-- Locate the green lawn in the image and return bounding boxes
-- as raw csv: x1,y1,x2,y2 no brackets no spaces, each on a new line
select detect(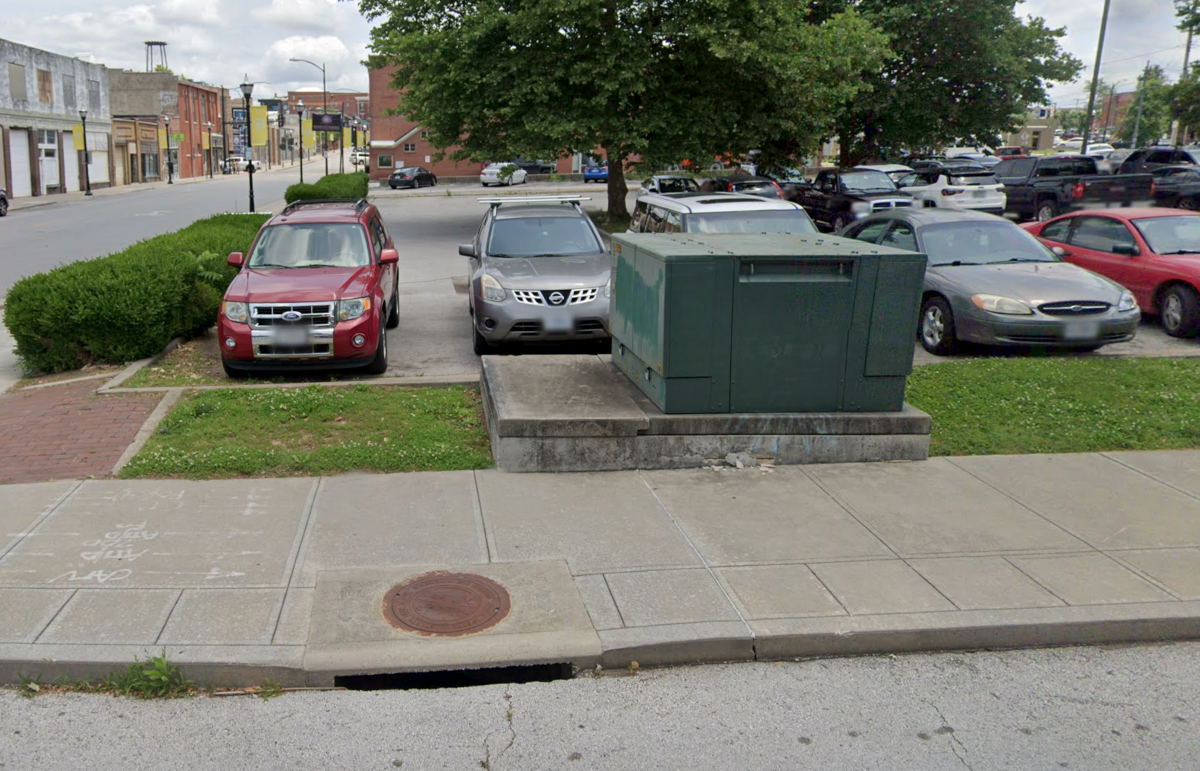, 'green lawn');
122,384,492,479
906,357,1200,457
